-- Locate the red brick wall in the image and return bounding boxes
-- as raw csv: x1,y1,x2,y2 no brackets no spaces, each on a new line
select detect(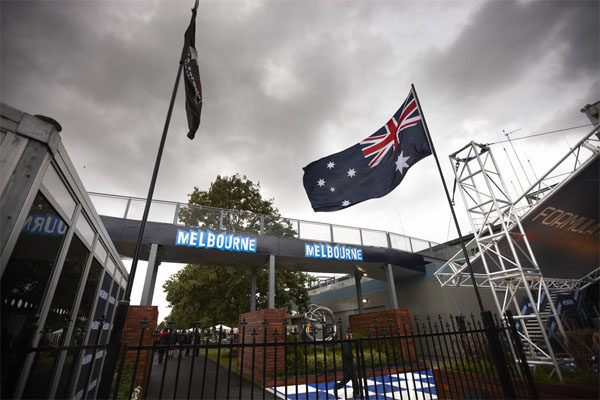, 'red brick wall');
238,309,286,383
349,309,417,359
122,306,158,390
433,369,505,399
434,369,599,399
